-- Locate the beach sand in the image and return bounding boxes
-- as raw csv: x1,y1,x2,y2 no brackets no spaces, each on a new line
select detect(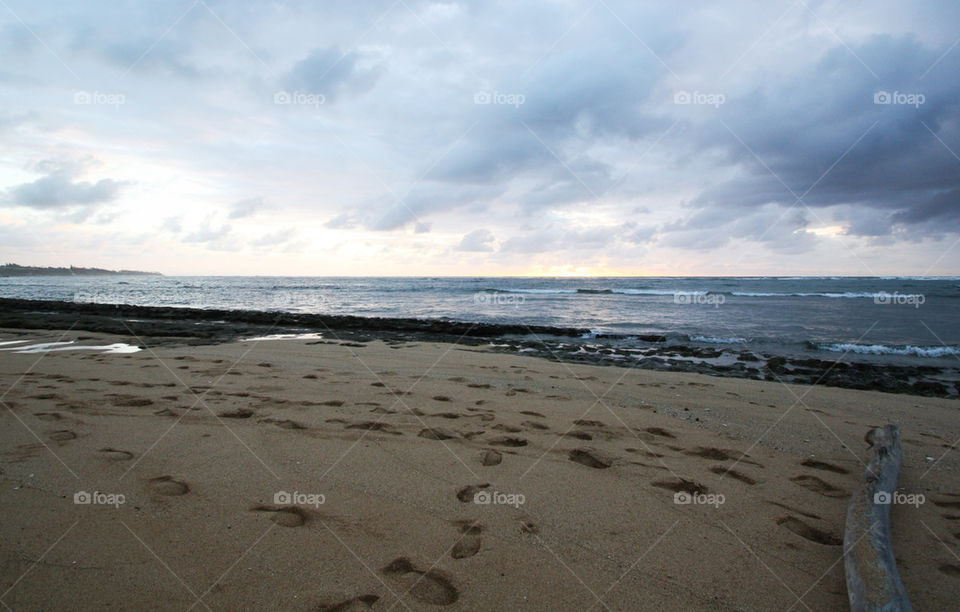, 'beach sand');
1,328,958,610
